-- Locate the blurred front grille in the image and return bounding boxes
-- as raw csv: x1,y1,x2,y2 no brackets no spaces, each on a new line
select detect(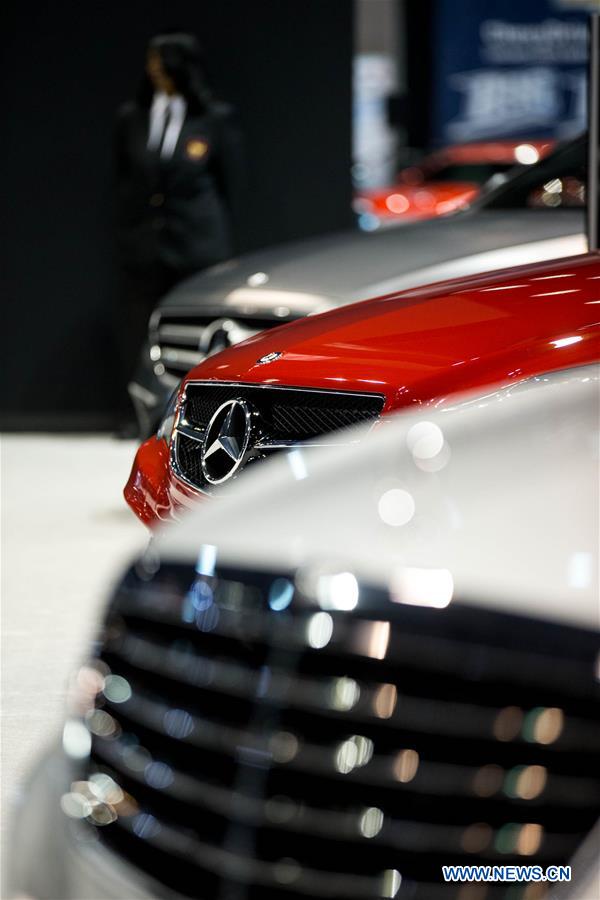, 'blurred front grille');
171,383,385,493
79,563,600,900
150,310,294,385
